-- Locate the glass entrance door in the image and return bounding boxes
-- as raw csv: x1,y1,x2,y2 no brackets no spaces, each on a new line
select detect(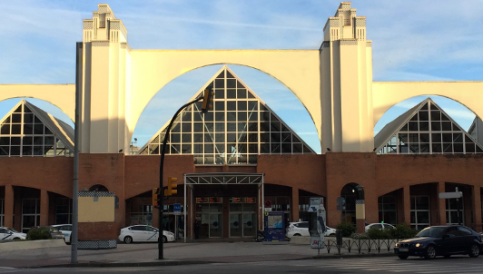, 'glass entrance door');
230,213,242,237
196,197,223,238
229,197,256,238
